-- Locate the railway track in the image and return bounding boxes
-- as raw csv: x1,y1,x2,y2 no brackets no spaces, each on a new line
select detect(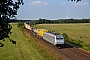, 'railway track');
59,48,90,60
24,28,90,60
